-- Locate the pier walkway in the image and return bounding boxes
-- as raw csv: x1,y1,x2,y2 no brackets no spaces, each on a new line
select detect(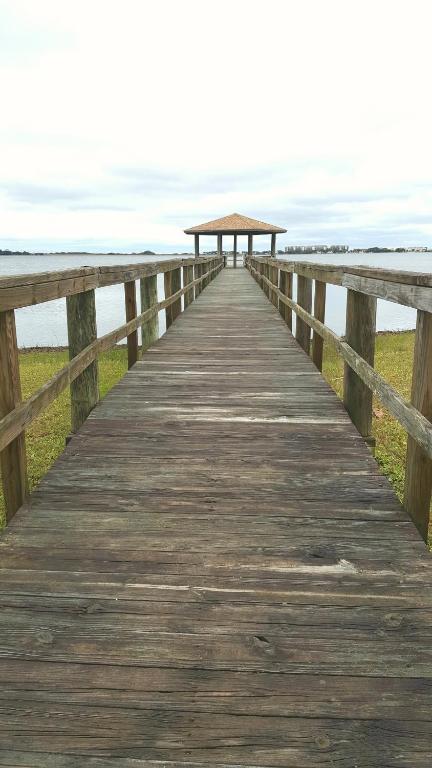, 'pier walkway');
0,268,432,766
